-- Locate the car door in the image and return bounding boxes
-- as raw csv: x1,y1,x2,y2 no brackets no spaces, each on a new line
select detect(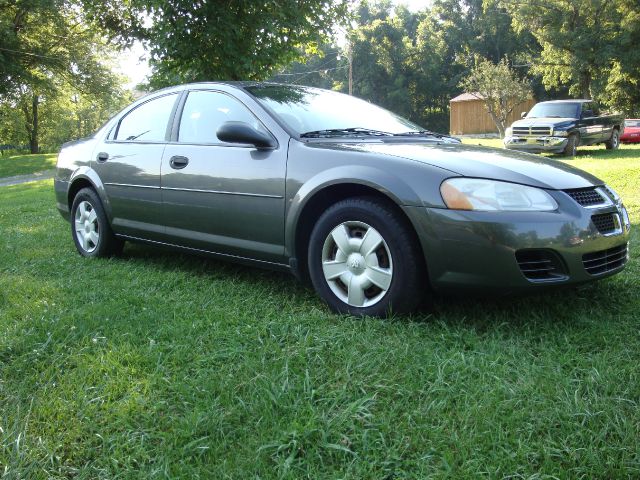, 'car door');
160,89,287,263
93,92,180,240
579,102,600,145
592,103,611,141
